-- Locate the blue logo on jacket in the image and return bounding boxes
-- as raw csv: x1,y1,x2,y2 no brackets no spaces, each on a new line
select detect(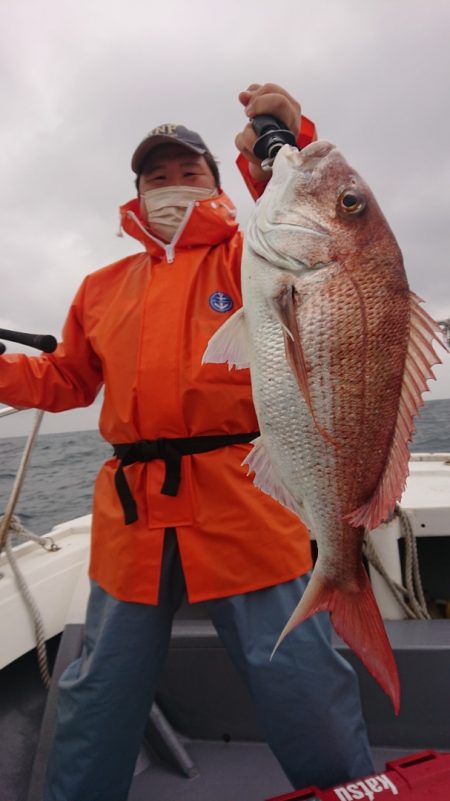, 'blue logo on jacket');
209,292,234,313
